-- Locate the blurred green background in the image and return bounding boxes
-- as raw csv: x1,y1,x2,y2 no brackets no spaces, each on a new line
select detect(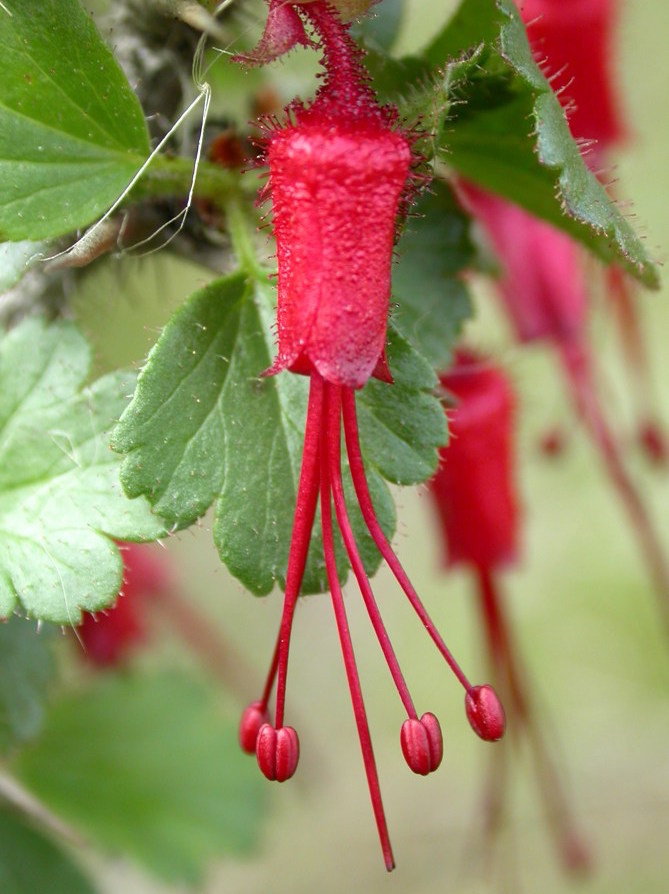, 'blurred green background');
69,1,669,891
